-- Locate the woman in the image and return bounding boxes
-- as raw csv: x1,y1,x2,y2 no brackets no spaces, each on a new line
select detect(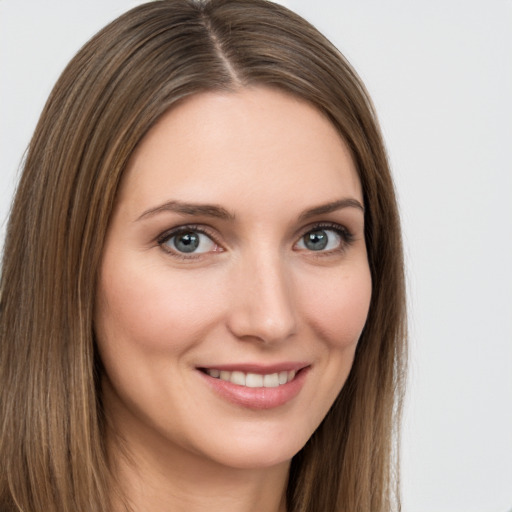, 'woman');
0,1,407,511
